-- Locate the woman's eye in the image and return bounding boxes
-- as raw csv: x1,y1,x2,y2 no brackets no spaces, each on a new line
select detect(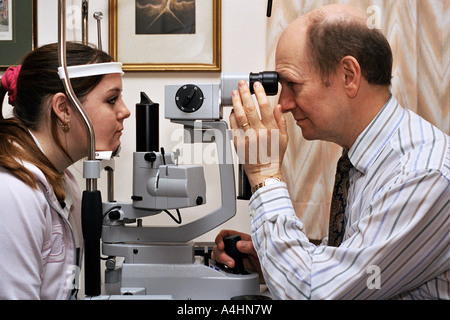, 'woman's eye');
107,96,118,105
